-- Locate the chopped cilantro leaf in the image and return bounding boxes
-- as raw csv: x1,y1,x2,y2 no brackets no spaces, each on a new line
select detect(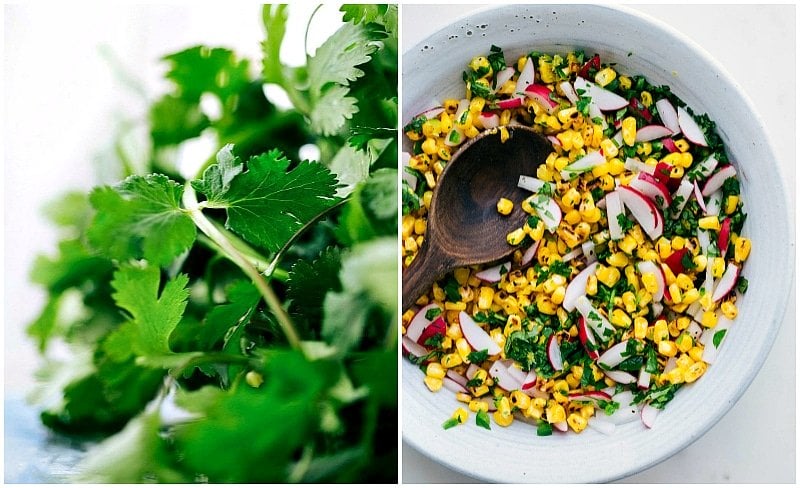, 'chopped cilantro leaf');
425,308,442,321
442,417,461,430
467,349,489,364
713,329,727,348
476,410,491,430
